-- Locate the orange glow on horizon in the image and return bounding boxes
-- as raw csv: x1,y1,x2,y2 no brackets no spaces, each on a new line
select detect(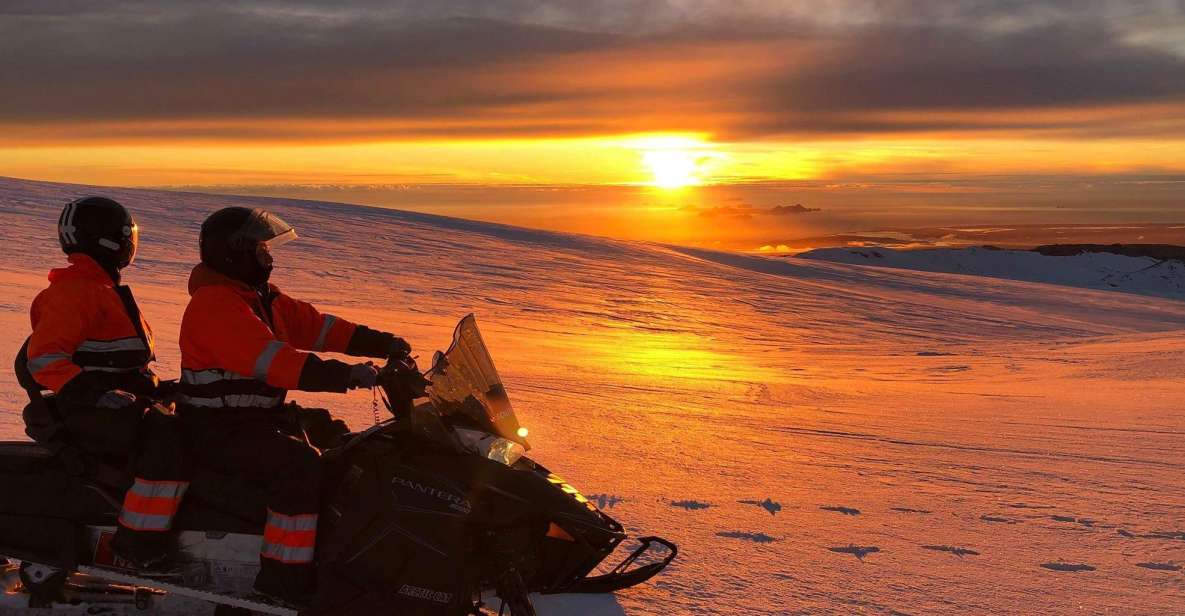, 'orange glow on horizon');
5,133,1184,189
2,131,1183,248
